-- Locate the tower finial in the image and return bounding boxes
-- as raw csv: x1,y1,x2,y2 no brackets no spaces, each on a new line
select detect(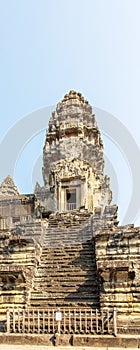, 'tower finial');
61,90,88,104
